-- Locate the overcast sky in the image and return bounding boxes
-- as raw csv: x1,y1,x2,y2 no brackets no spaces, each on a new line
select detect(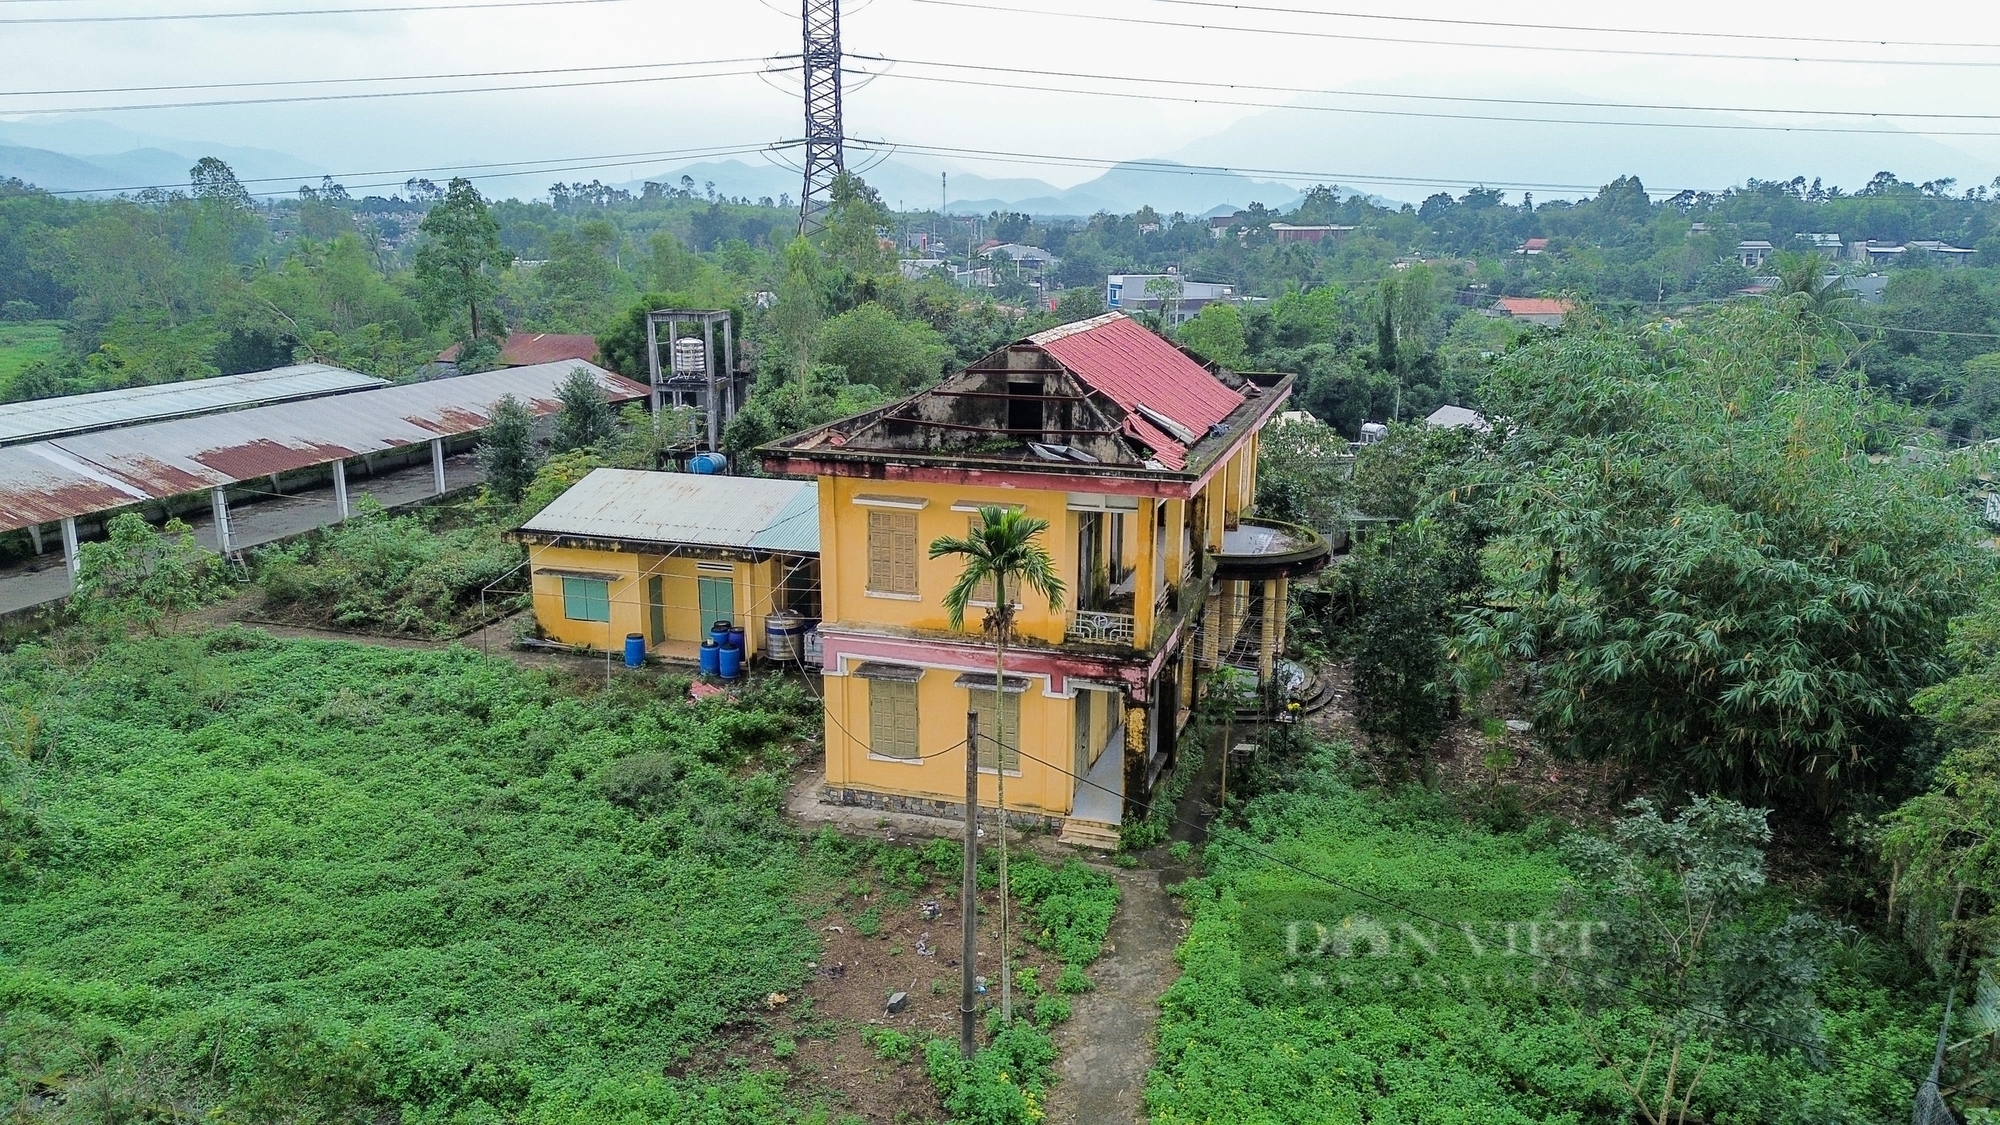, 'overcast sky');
6,0,2000,201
